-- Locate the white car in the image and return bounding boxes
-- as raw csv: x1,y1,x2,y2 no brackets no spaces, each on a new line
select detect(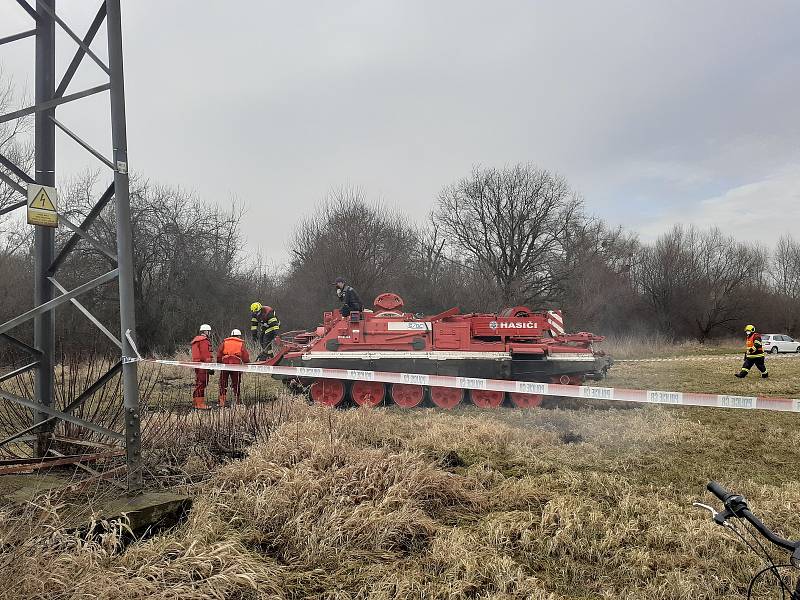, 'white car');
761,334,800,354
